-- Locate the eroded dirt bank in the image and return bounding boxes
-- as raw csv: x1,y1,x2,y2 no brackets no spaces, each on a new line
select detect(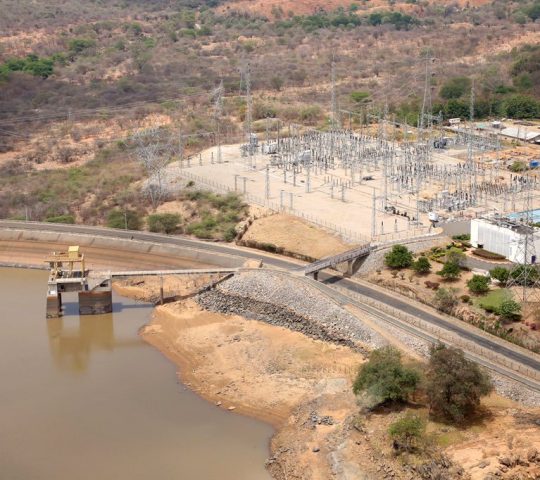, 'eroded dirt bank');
115,274,540,480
